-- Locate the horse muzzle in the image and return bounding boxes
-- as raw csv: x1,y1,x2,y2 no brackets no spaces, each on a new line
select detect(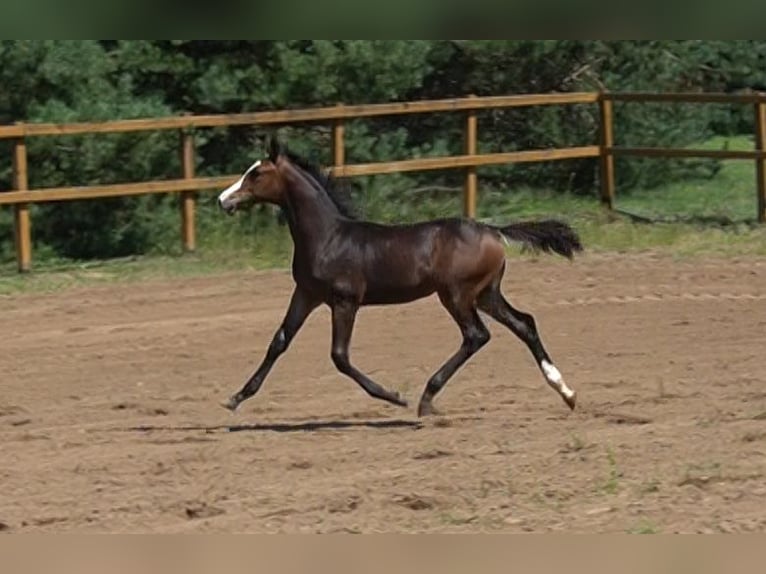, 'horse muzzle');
218,197,238,215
